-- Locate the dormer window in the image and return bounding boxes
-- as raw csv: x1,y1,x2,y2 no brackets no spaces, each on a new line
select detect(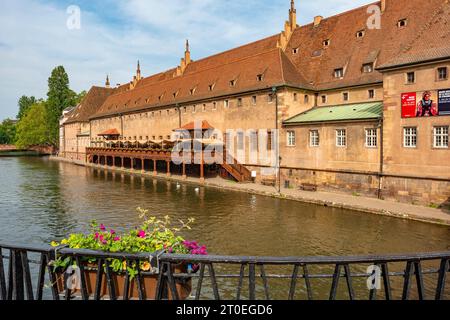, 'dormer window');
292,47,299,54
208,84,215,91
173,91,178,99
158,94,164,102
362,63,374,73
334,68,344,78
397,19,407,28
190,87,196,95
356,30,365,38
230,80,236,87
323,39,330,47
257,74,264,82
